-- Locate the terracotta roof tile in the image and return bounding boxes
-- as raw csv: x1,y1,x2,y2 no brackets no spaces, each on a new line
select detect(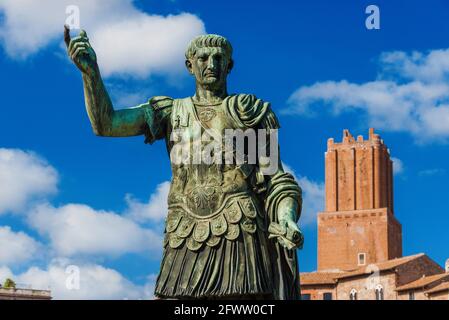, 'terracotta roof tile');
301,272,341,285
334,254,425,280
425,280,449,295
396,273,449,291
300,254,429,285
